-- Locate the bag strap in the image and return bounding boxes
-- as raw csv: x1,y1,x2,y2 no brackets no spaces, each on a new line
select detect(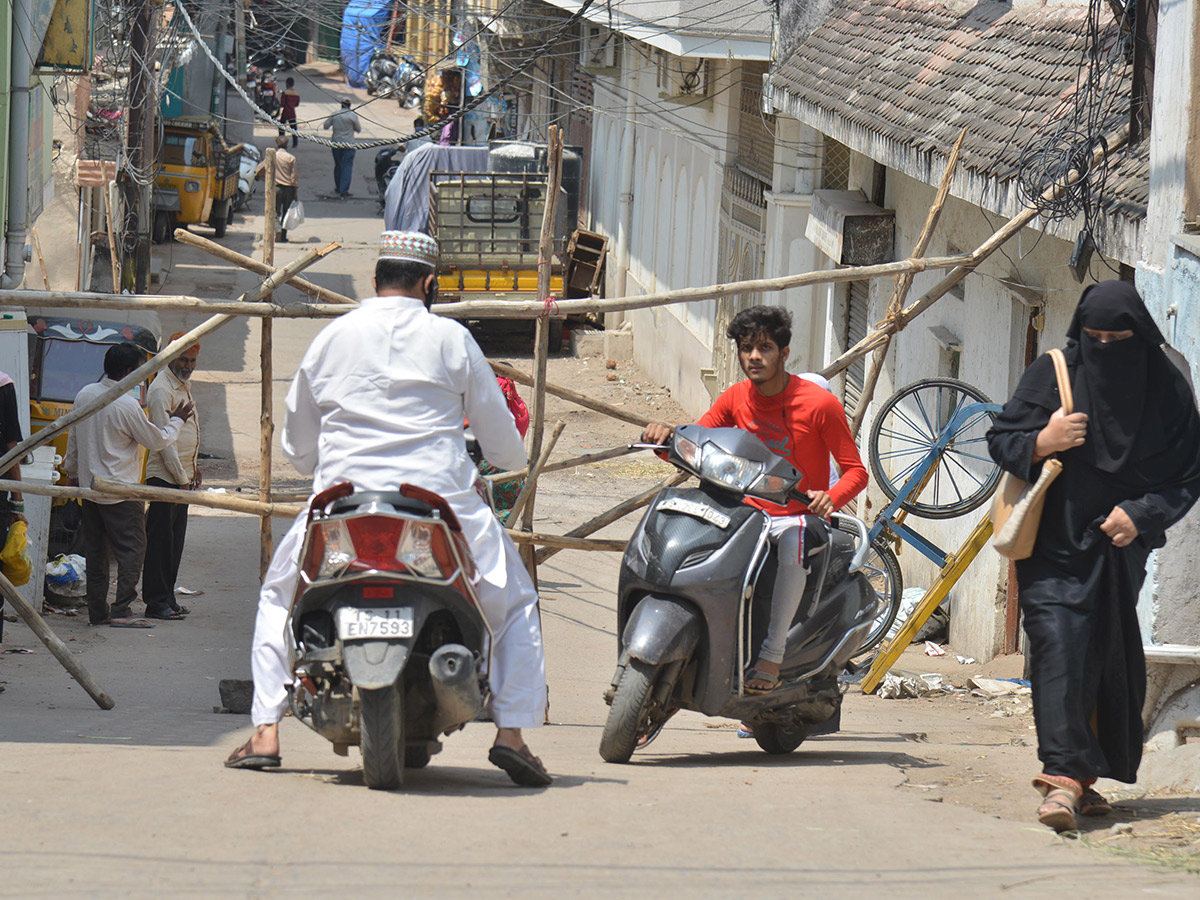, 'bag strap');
1048,348,1073,415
